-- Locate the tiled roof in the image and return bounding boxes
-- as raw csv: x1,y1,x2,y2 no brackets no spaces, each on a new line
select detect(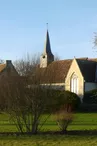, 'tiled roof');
0,64,6,73
35,57,97,83
76,59,97,82
39,59,72,83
